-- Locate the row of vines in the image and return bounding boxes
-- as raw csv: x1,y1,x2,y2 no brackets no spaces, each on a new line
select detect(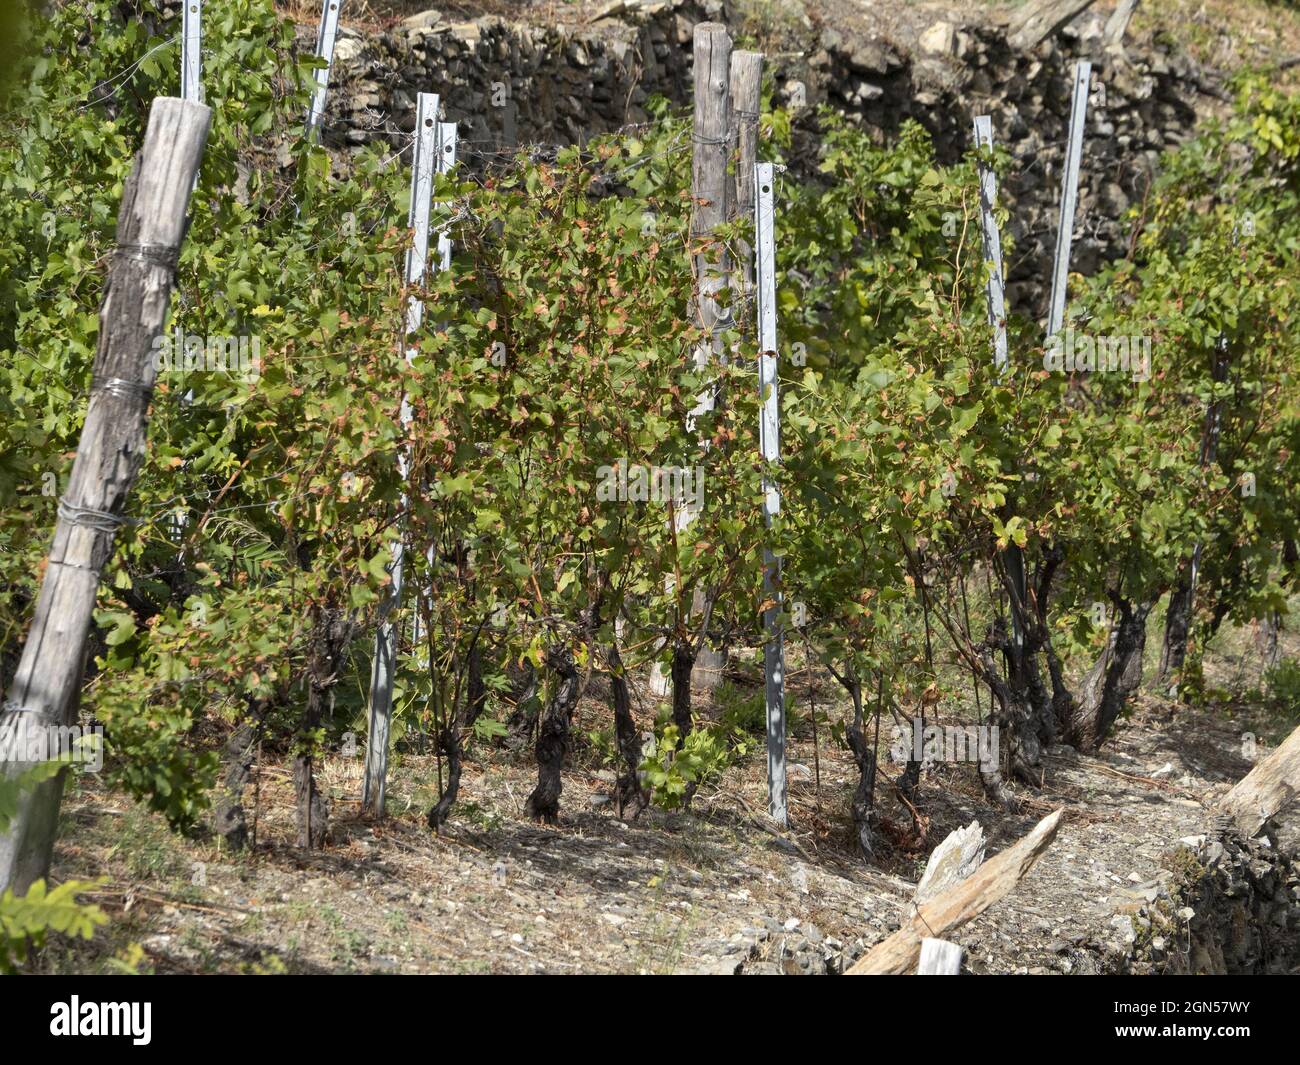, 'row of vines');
2,0,1300,964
